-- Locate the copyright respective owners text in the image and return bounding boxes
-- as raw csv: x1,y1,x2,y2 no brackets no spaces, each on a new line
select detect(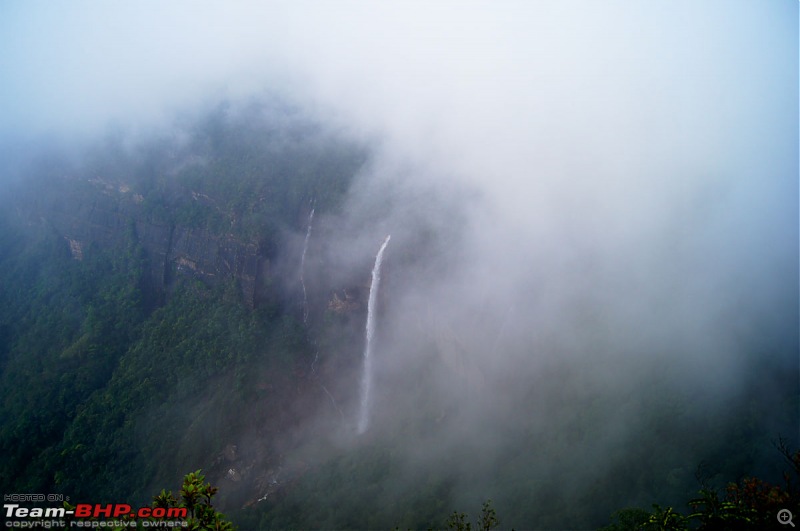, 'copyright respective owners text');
4,494,188,528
